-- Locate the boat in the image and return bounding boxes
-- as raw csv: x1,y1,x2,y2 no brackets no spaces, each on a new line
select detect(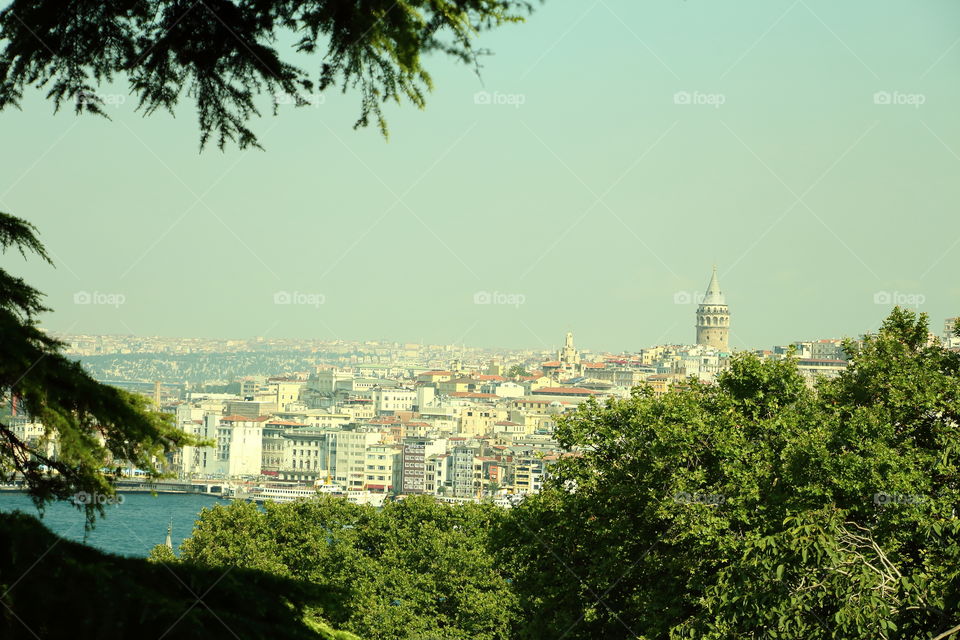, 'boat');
241,482,387,507
246,483,342,503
